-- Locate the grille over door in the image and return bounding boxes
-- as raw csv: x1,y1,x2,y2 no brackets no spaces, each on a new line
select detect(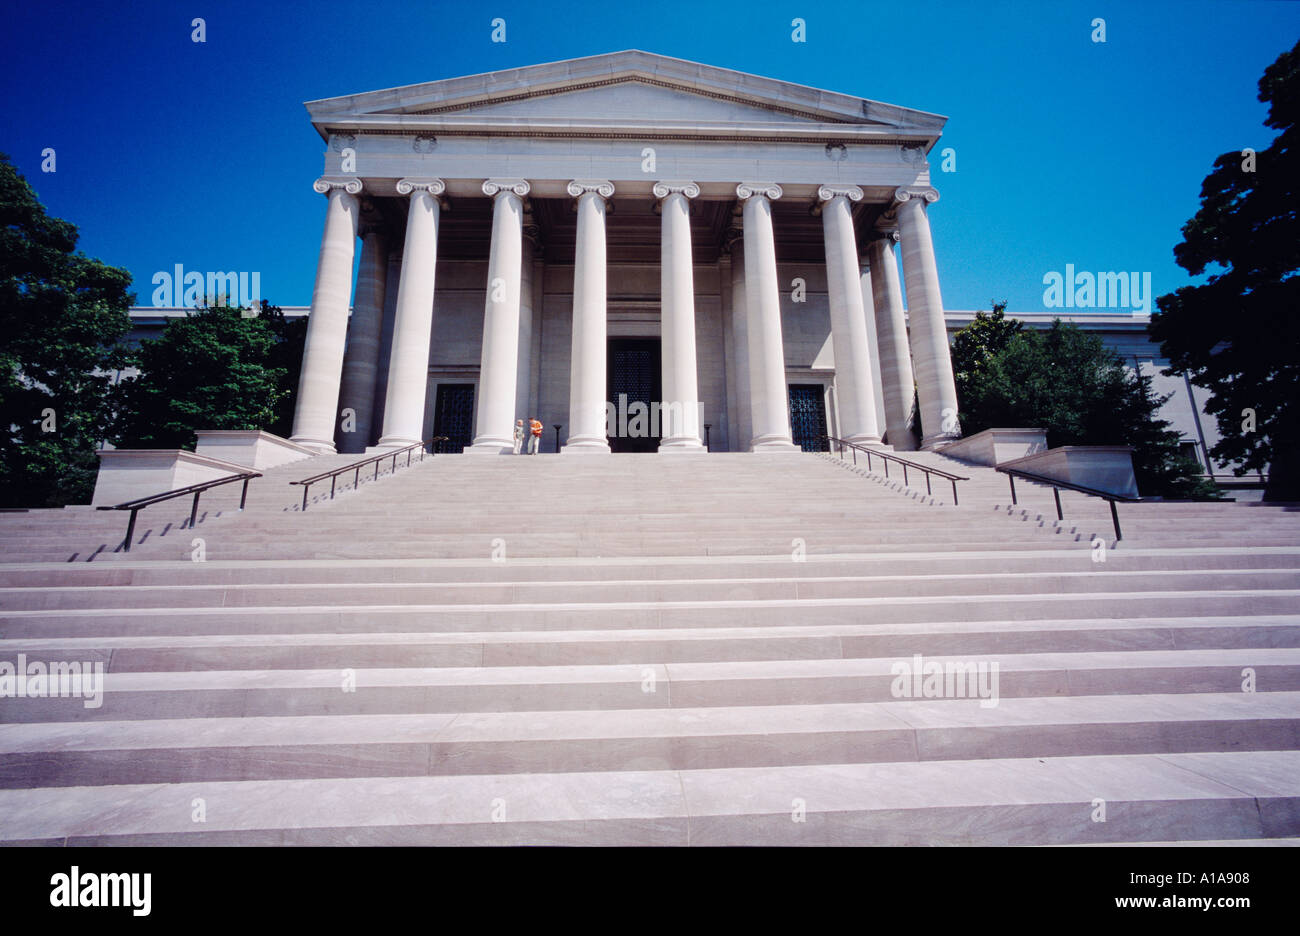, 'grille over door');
433,384,474,453
788,384,829,452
